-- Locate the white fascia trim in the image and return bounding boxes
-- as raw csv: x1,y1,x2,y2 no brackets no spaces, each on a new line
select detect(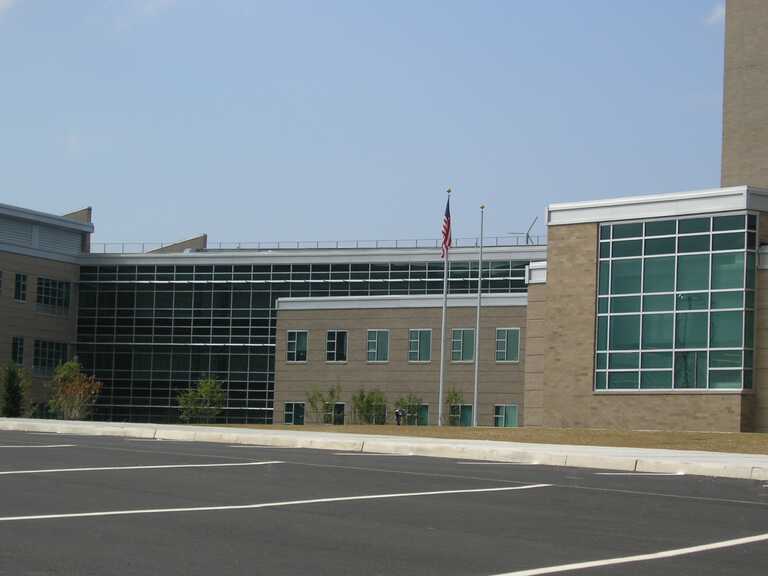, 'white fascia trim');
547,185,768,226
276,293,528,311
525,260,547,284
0,203,94,234
81,245,547,266
0,243,82,265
